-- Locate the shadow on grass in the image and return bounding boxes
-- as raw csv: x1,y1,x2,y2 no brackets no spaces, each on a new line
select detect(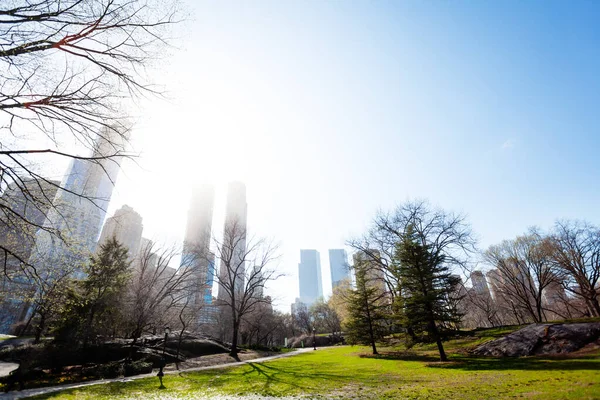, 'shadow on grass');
427,356,600,372
238,362,414,396
359,351,441,363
